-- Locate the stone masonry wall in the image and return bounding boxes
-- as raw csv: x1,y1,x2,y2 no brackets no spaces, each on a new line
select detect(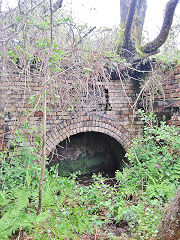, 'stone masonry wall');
0,65,179,153
0,67,142,153
154,65,180,126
